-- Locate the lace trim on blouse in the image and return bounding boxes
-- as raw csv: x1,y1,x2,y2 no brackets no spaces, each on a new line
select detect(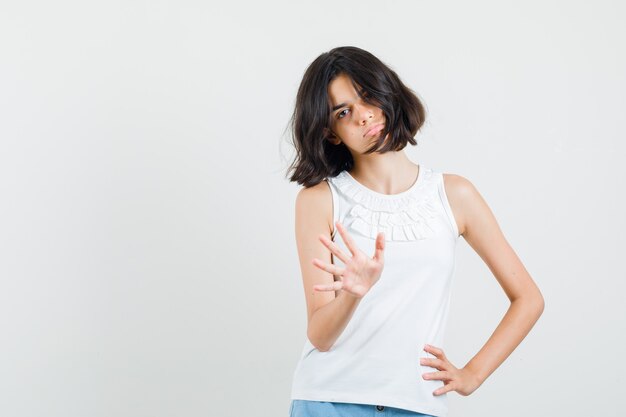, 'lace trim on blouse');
329,168,439,241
